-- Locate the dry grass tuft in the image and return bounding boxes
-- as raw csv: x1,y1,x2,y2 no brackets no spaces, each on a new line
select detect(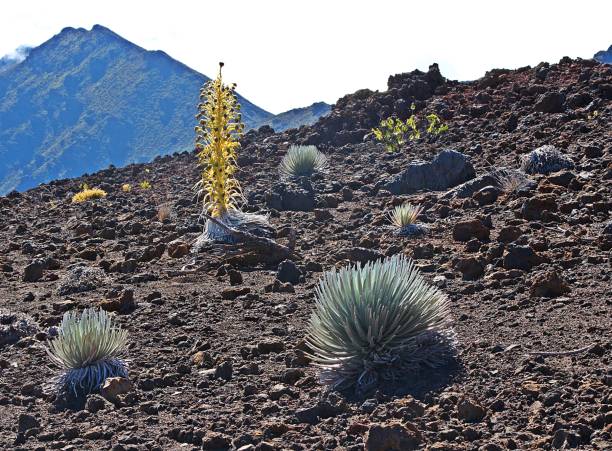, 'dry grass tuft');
157,204,172,222
72,187,107,203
